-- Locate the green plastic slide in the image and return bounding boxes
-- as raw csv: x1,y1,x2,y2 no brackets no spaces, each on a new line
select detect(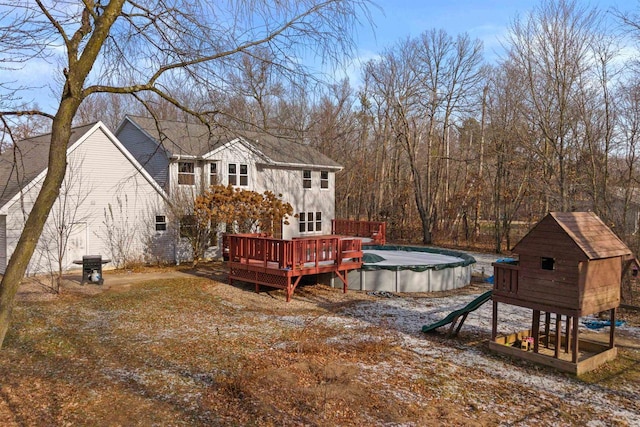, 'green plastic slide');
421,290,492,334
